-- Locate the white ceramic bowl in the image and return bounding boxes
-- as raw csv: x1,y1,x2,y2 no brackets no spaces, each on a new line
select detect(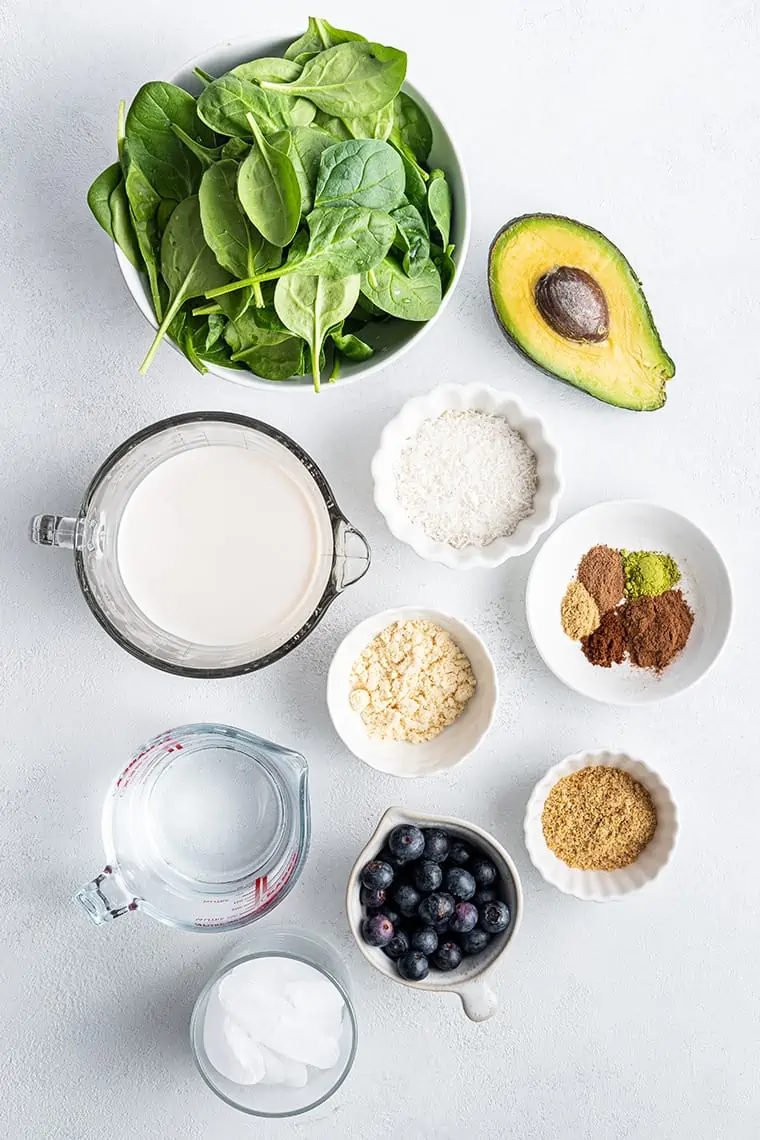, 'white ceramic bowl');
371,383,563,568
115,33,471,391
347,807,523,1020
524,750,678,901
525,500,732,705
327,606,497,777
